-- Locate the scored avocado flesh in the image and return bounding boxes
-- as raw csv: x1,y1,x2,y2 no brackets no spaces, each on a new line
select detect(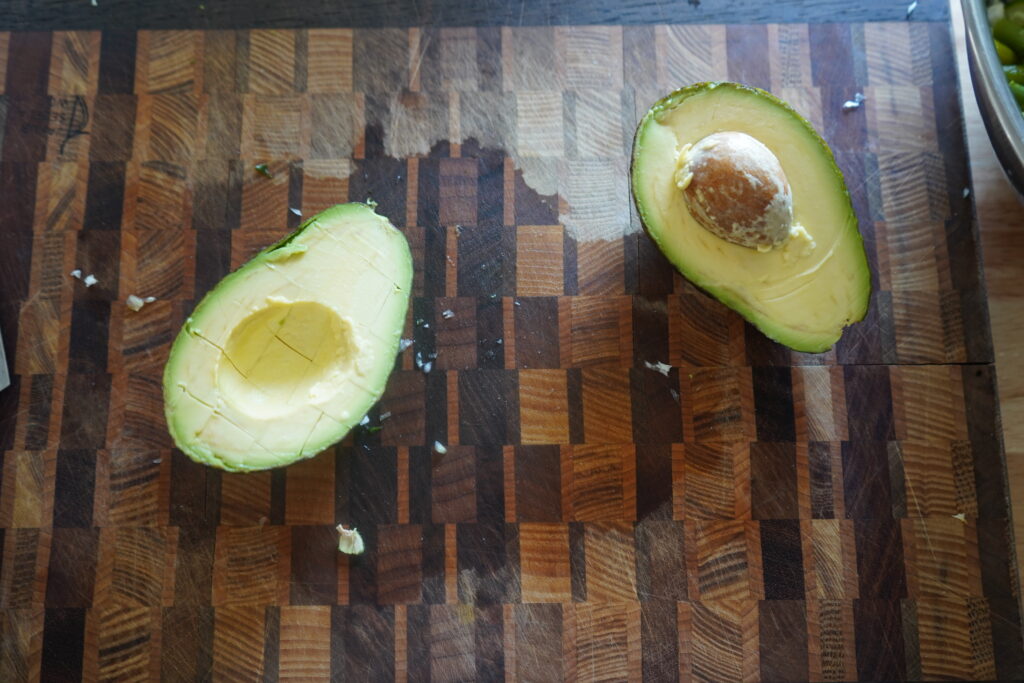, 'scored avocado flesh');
163,203,412,472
